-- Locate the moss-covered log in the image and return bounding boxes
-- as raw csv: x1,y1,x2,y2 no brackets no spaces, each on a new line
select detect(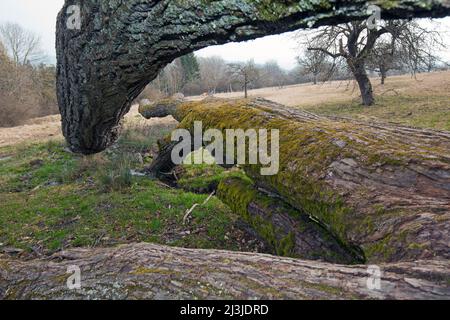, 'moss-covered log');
141,98,450,264
217,176,363,264
56,0,450,154
1,243,449,300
